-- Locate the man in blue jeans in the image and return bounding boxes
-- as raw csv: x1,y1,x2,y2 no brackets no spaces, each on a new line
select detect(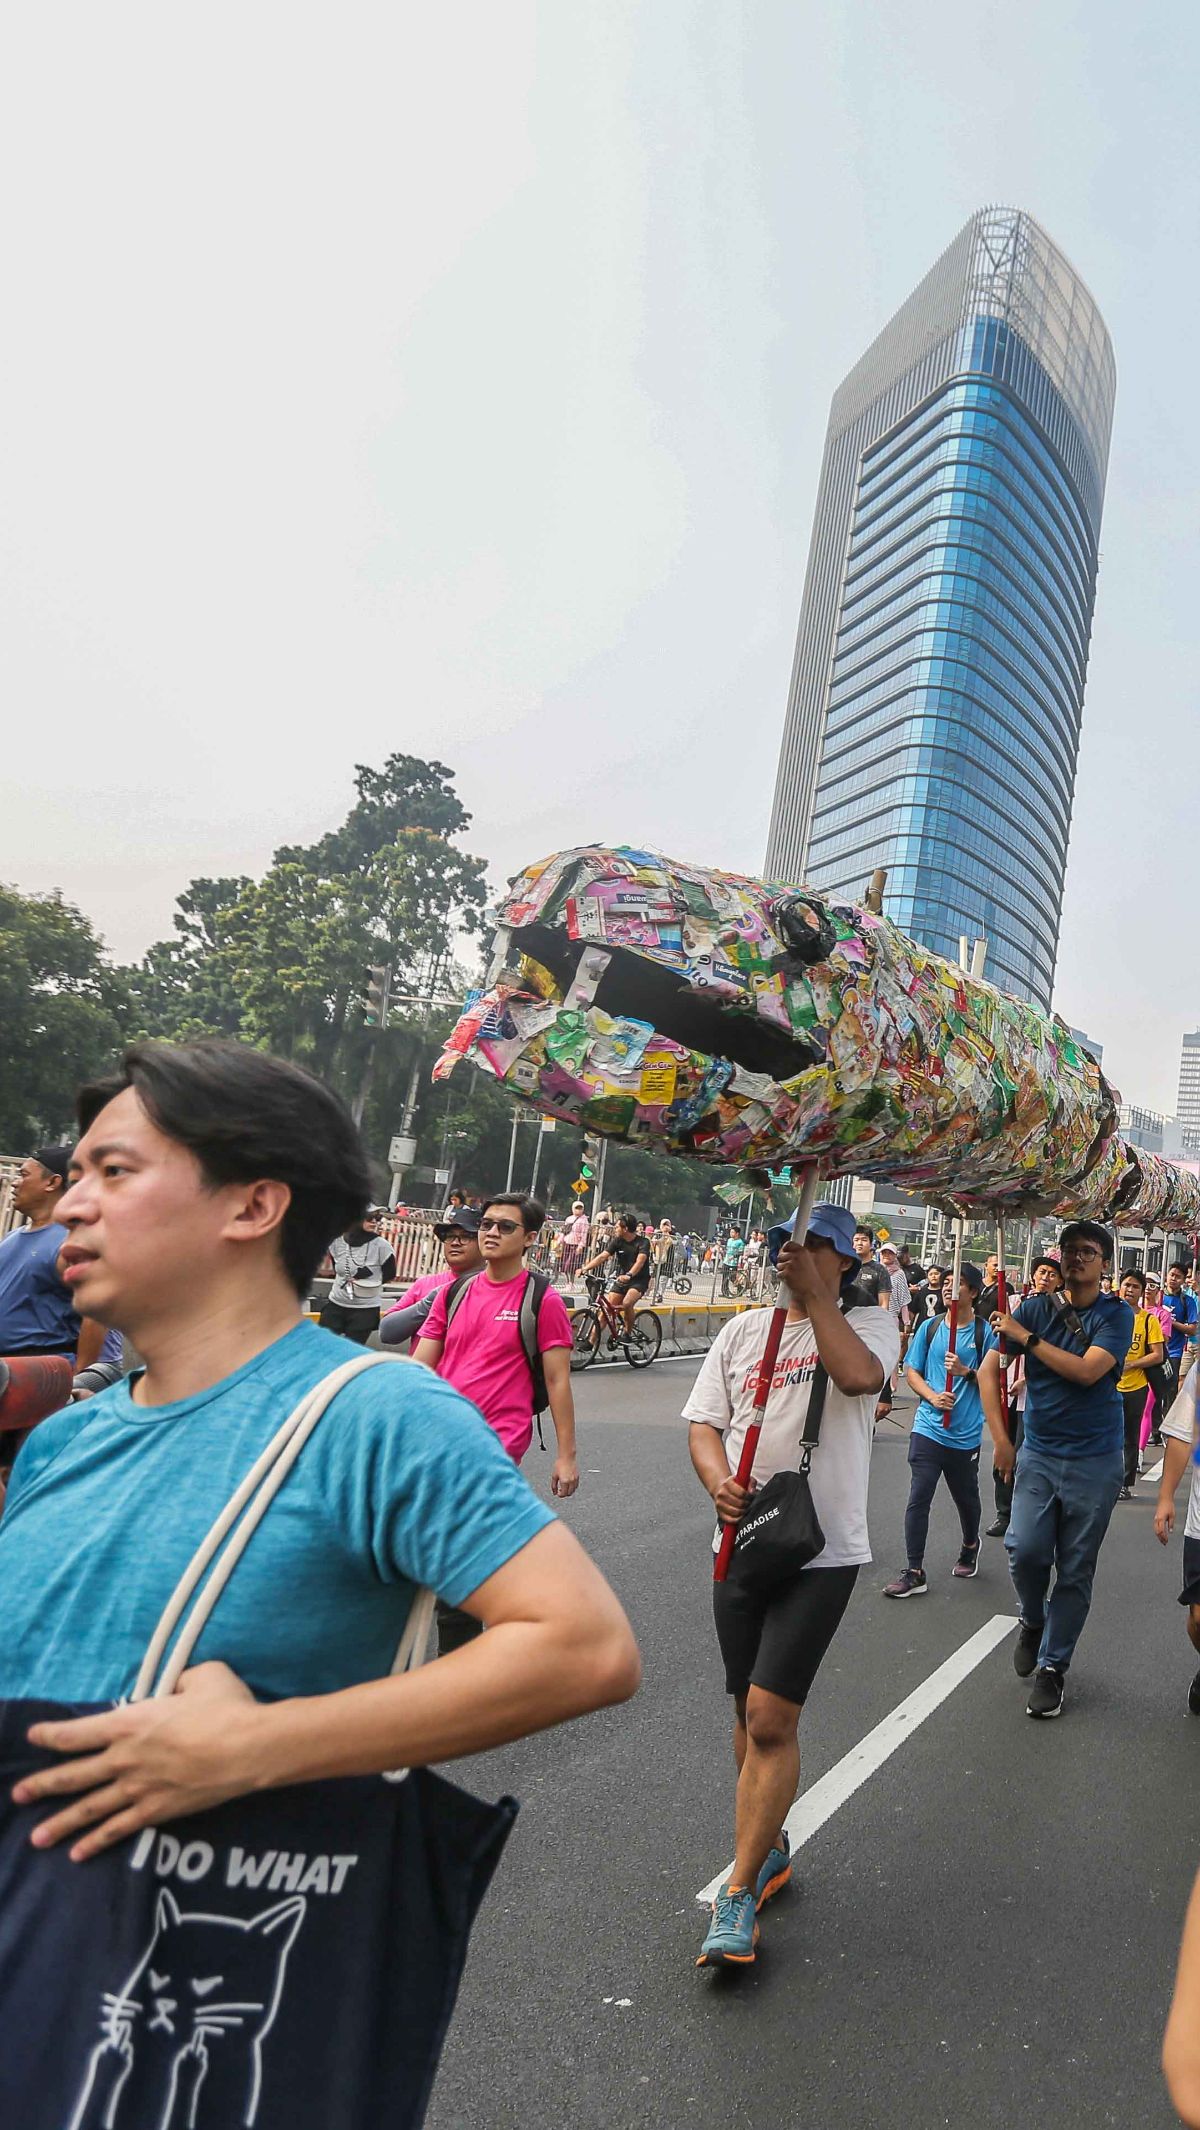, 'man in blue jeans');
882,1263,1009,1599
991,1220,1132,1719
